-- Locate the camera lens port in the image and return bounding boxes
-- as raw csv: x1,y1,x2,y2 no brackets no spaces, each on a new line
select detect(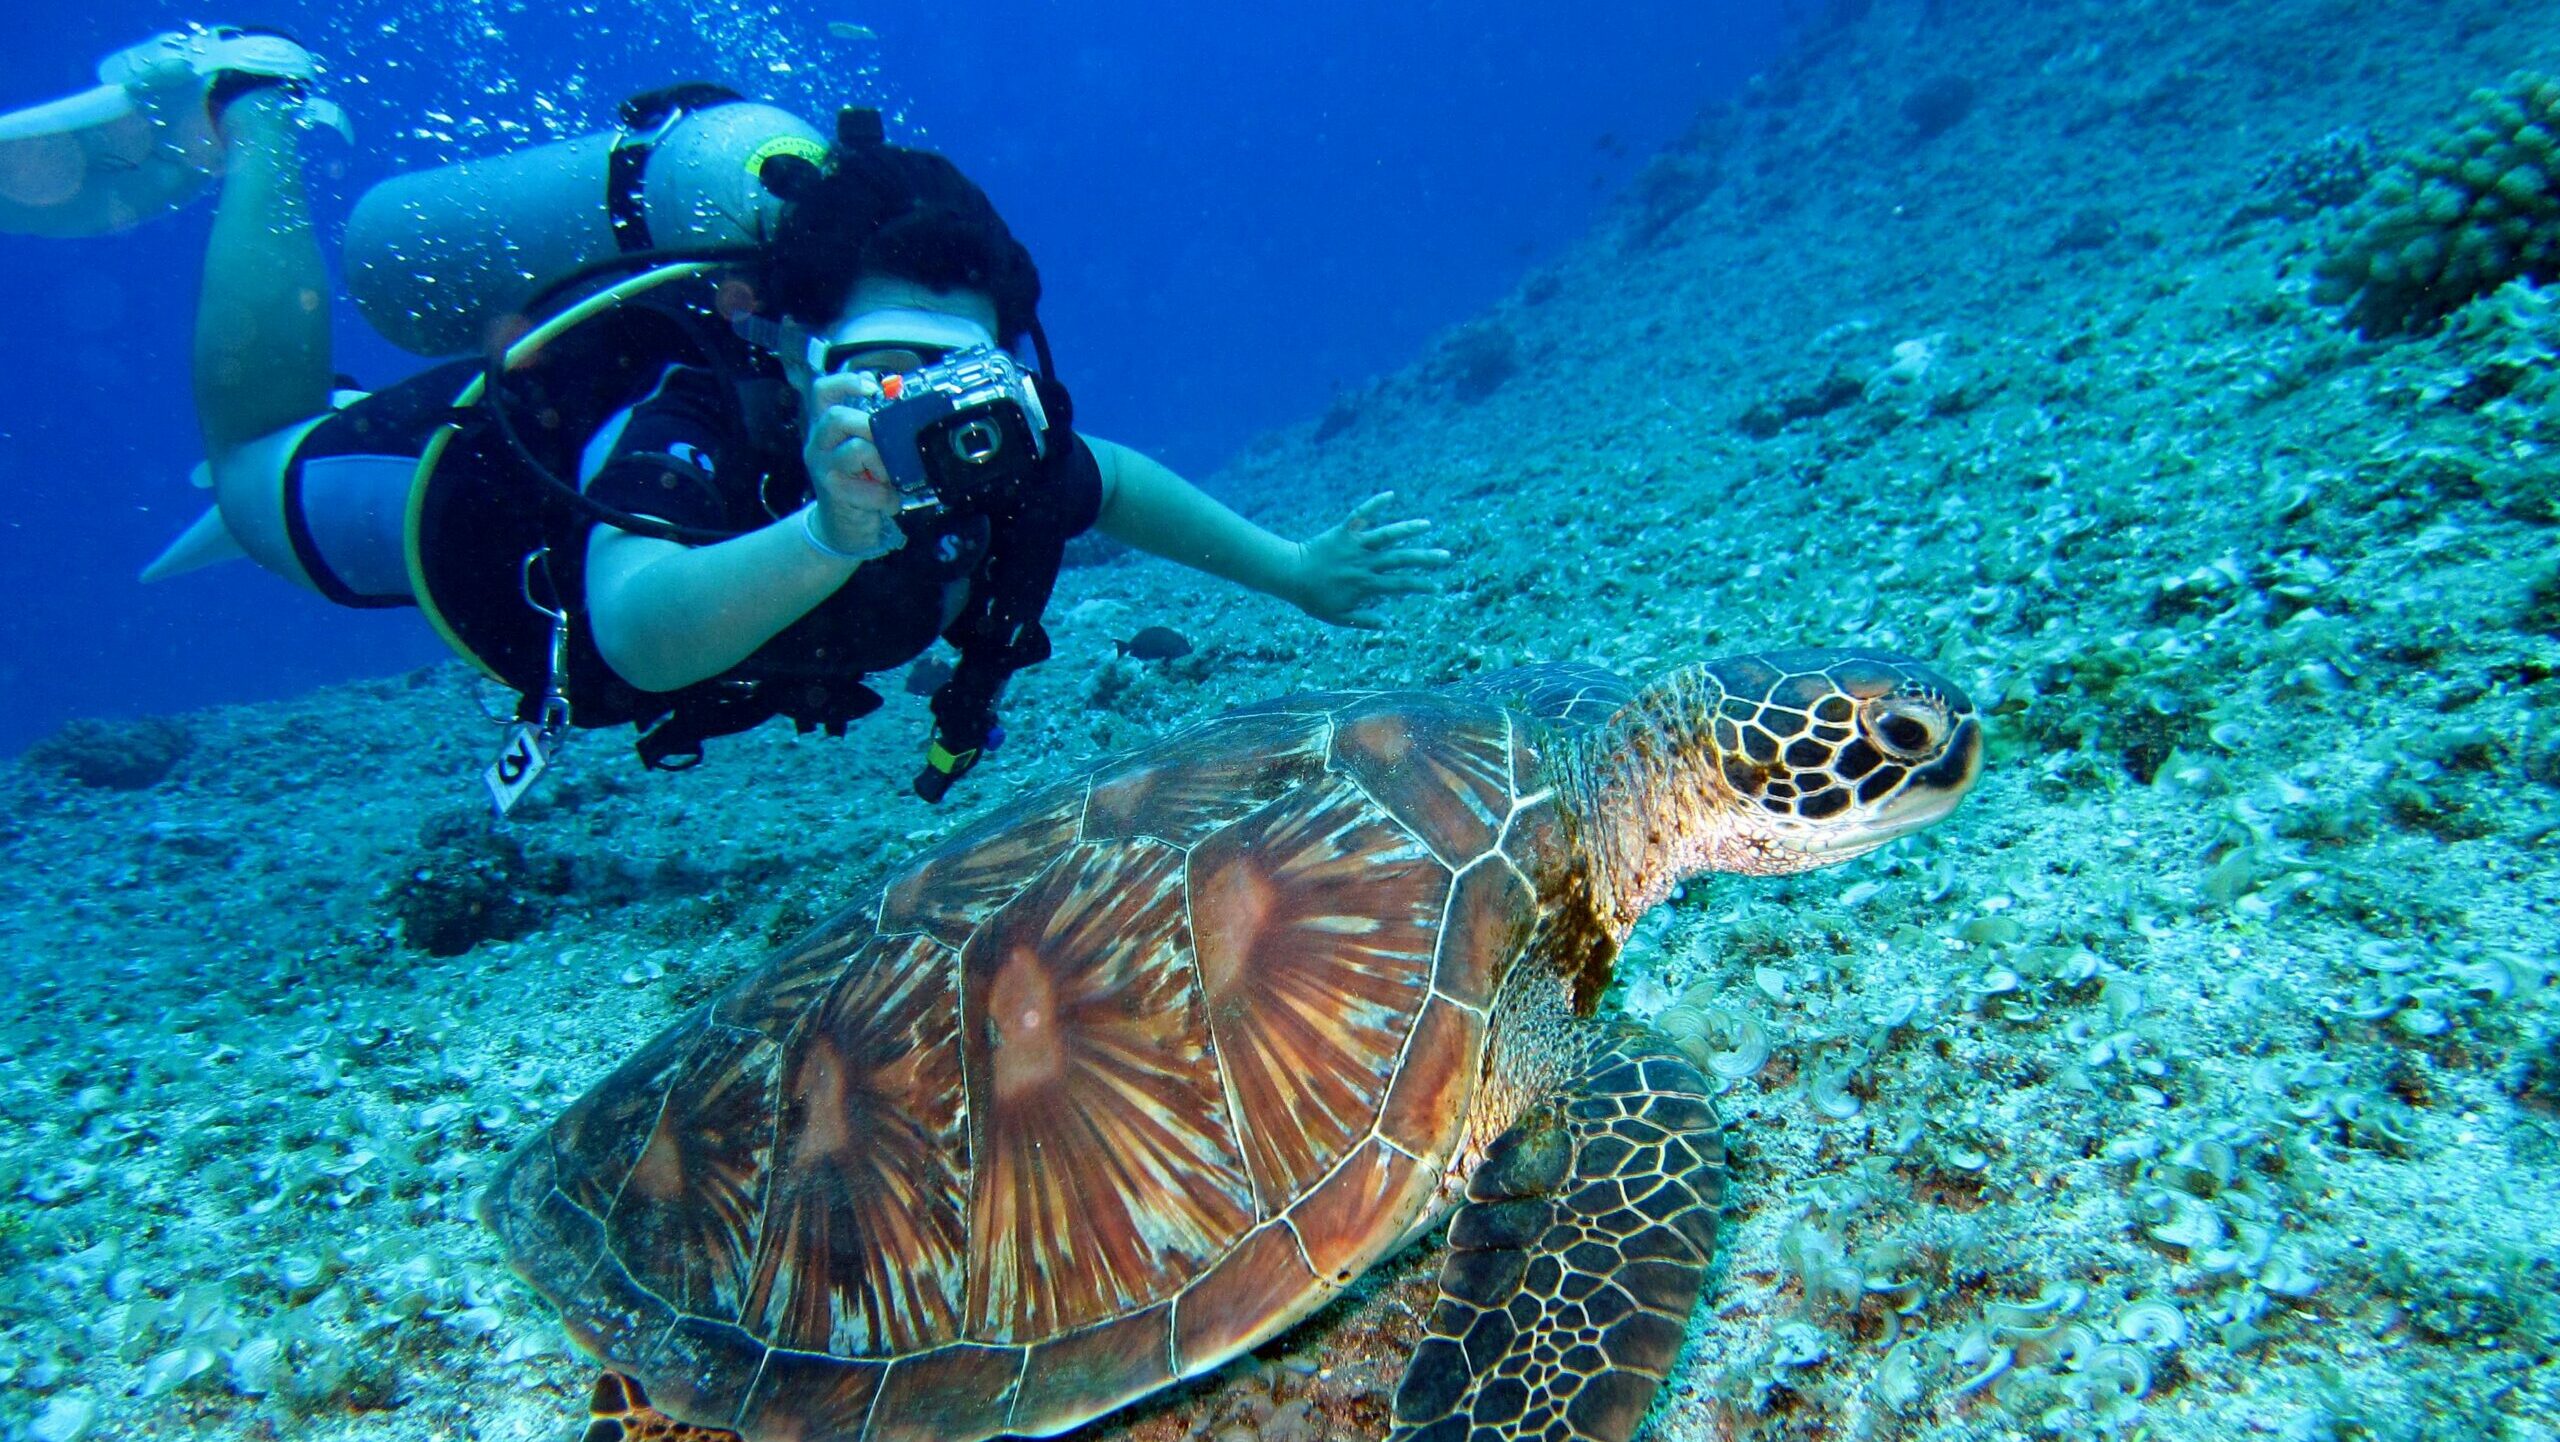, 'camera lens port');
949,418,1004,464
